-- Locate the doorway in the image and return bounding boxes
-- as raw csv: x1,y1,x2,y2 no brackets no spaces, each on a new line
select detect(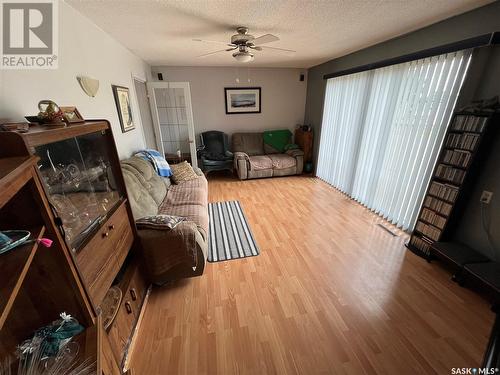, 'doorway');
133,77,157,149
147,81,198,169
